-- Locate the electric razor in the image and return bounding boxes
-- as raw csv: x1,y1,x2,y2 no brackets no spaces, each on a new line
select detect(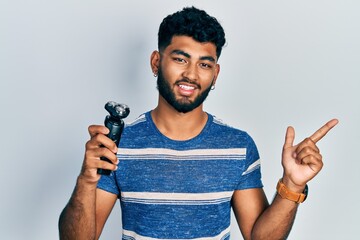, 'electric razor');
97,101,130,175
